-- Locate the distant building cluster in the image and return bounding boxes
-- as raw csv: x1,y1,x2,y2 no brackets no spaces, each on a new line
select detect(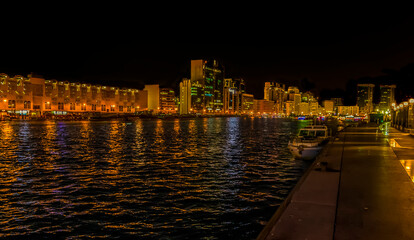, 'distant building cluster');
178,60,360,117
178,60,398,117
356,84,396,115
0,59,399,119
